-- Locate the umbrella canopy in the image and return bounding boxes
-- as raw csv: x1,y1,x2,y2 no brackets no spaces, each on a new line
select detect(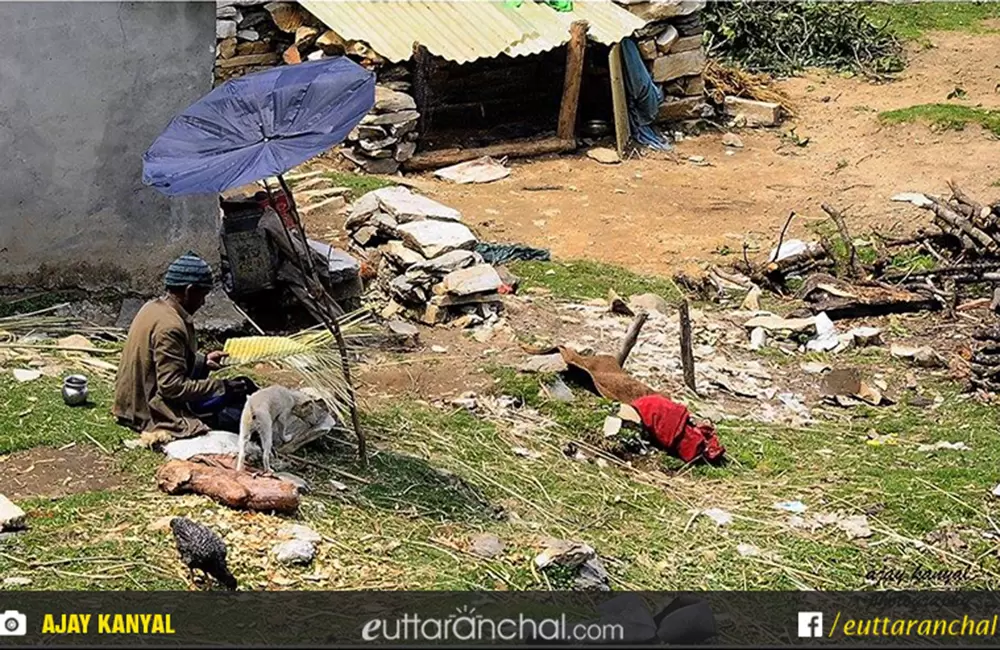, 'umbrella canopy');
142,57,375,197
